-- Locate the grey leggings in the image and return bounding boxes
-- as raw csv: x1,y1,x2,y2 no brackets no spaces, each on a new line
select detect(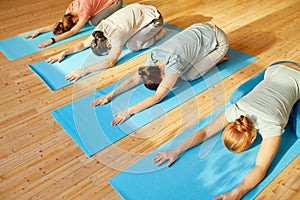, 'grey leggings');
182,22,229,81
89,0,123,26
126,14,164,51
